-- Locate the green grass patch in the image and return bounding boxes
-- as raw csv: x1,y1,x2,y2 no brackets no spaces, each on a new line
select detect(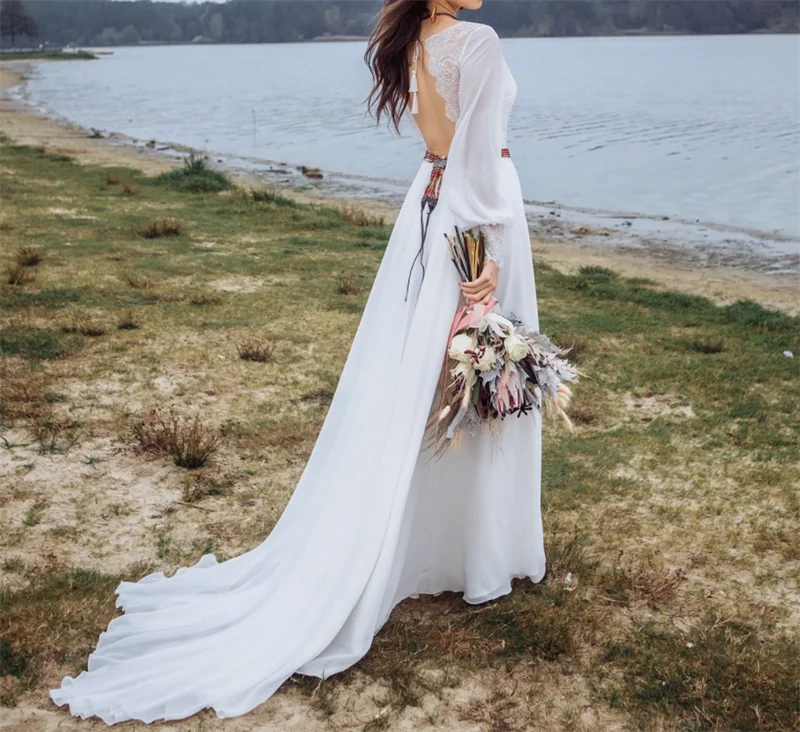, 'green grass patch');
603,615,800,731
0,50,96,61
0,570,121,690
153,153,232,193
0,326,82,360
